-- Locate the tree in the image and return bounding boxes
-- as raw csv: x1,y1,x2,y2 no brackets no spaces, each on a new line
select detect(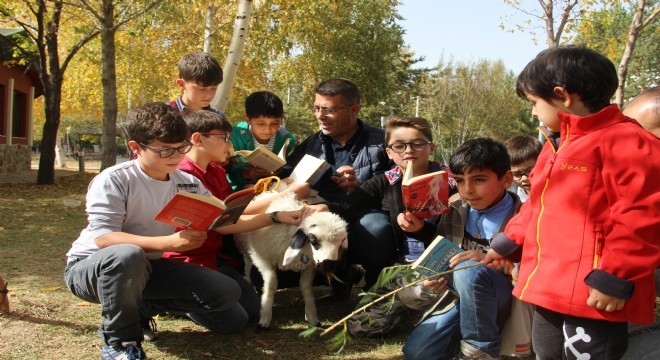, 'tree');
0,1,99,184
502,0,584,47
